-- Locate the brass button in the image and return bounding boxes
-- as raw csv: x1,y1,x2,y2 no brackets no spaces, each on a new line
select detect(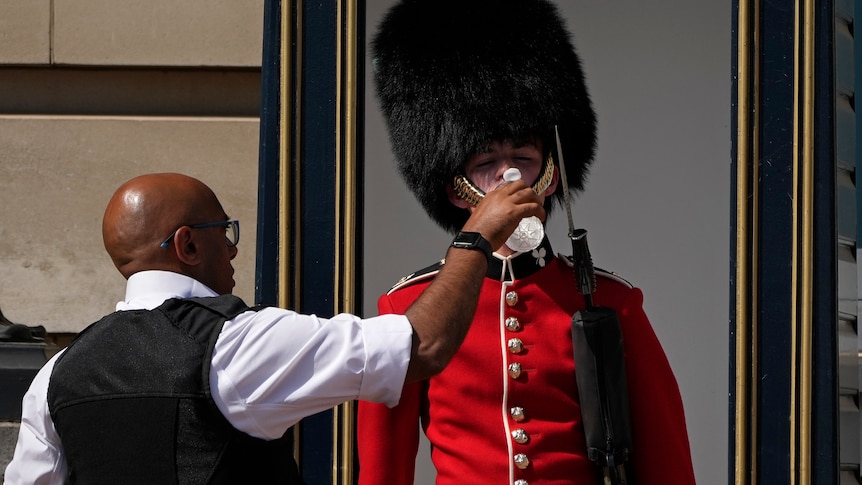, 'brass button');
514,453,530,469
505,317,521,332
508,338,524,354
514,481,528,485
508,363,522,379
512,428,529,444
505,291,518,306
510,406,525,422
